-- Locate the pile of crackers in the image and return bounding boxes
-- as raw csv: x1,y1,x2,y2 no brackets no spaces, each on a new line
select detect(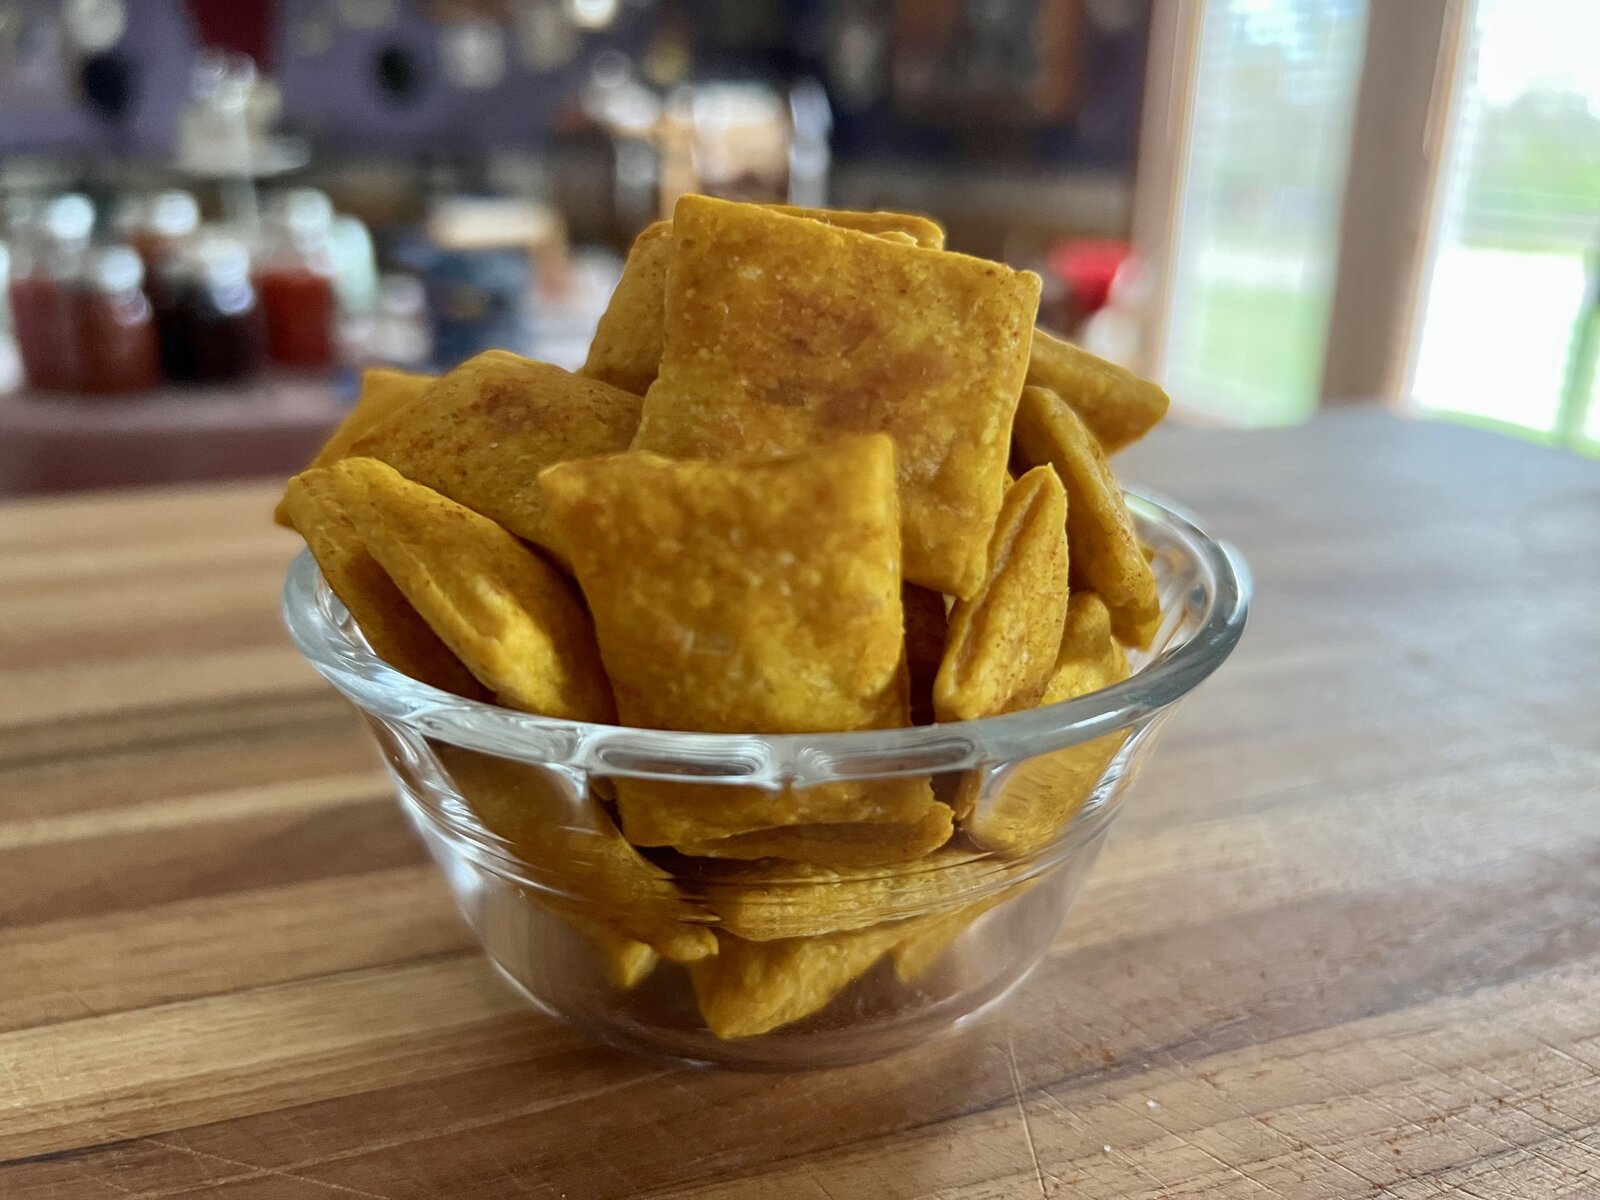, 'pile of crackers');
279,196,1168,1038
